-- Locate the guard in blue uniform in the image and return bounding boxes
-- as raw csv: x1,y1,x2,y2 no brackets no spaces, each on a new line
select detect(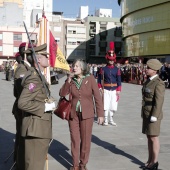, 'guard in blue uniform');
98,42,121,126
